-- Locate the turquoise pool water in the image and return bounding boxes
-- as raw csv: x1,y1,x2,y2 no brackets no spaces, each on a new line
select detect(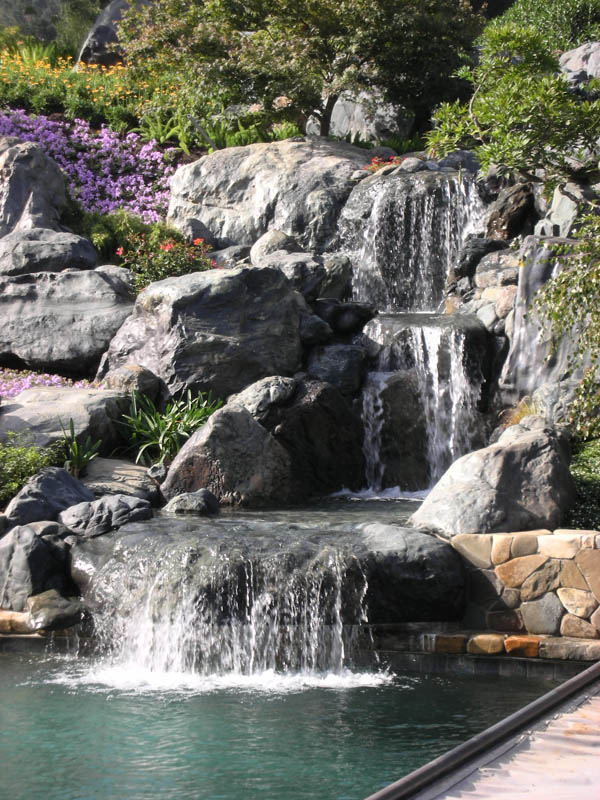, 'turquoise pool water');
0,652,558,800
